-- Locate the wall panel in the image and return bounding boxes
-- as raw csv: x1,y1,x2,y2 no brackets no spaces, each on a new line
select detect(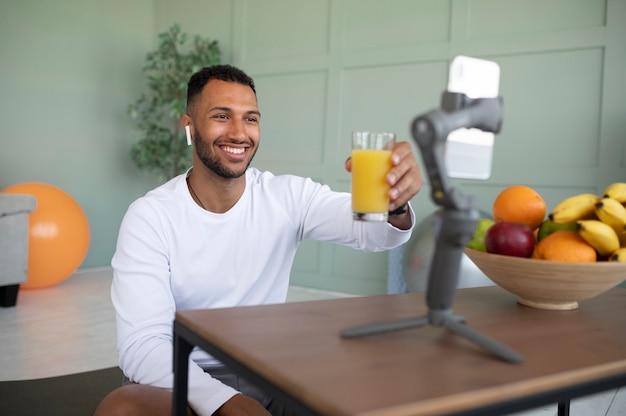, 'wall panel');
341,0,451,51
467,0,606,38
242,0,331,62
154,0,236,63
339,61,448,153
495,48,604,169
254,71,328,165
